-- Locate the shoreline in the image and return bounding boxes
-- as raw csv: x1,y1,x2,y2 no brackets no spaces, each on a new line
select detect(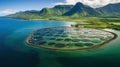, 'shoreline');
3,17,120,31
25,27,118,51
3,17,86,23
